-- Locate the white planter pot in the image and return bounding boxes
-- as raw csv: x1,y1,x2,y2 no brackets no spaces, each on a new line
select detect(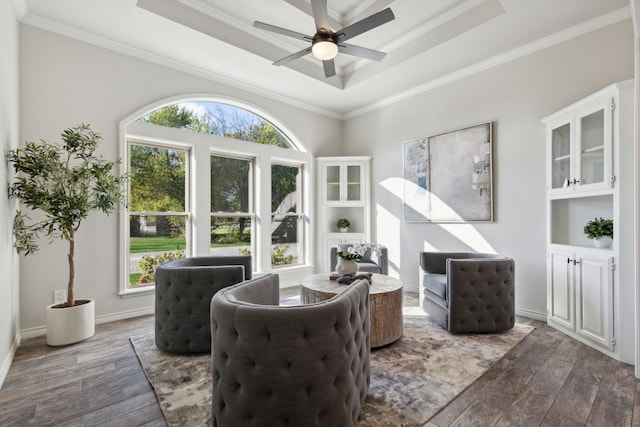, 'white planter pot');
336,259,359,275
593,236,613,249
46,298,95,346
339,227,348,233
